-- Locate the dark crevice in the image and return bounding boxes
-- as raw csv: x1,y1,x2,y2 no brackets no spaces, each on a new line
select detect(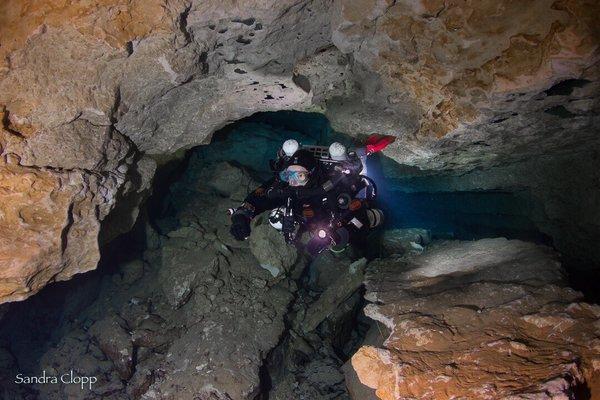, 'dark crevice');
178,4,193,44
544,105,576,118
1,107,26,139
292,73,311,93
125,41,134,56
60,203,75,252
223,58,244,64
110,86,122,124
544,79,591,96
232,17,256,26
236,36,252,45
